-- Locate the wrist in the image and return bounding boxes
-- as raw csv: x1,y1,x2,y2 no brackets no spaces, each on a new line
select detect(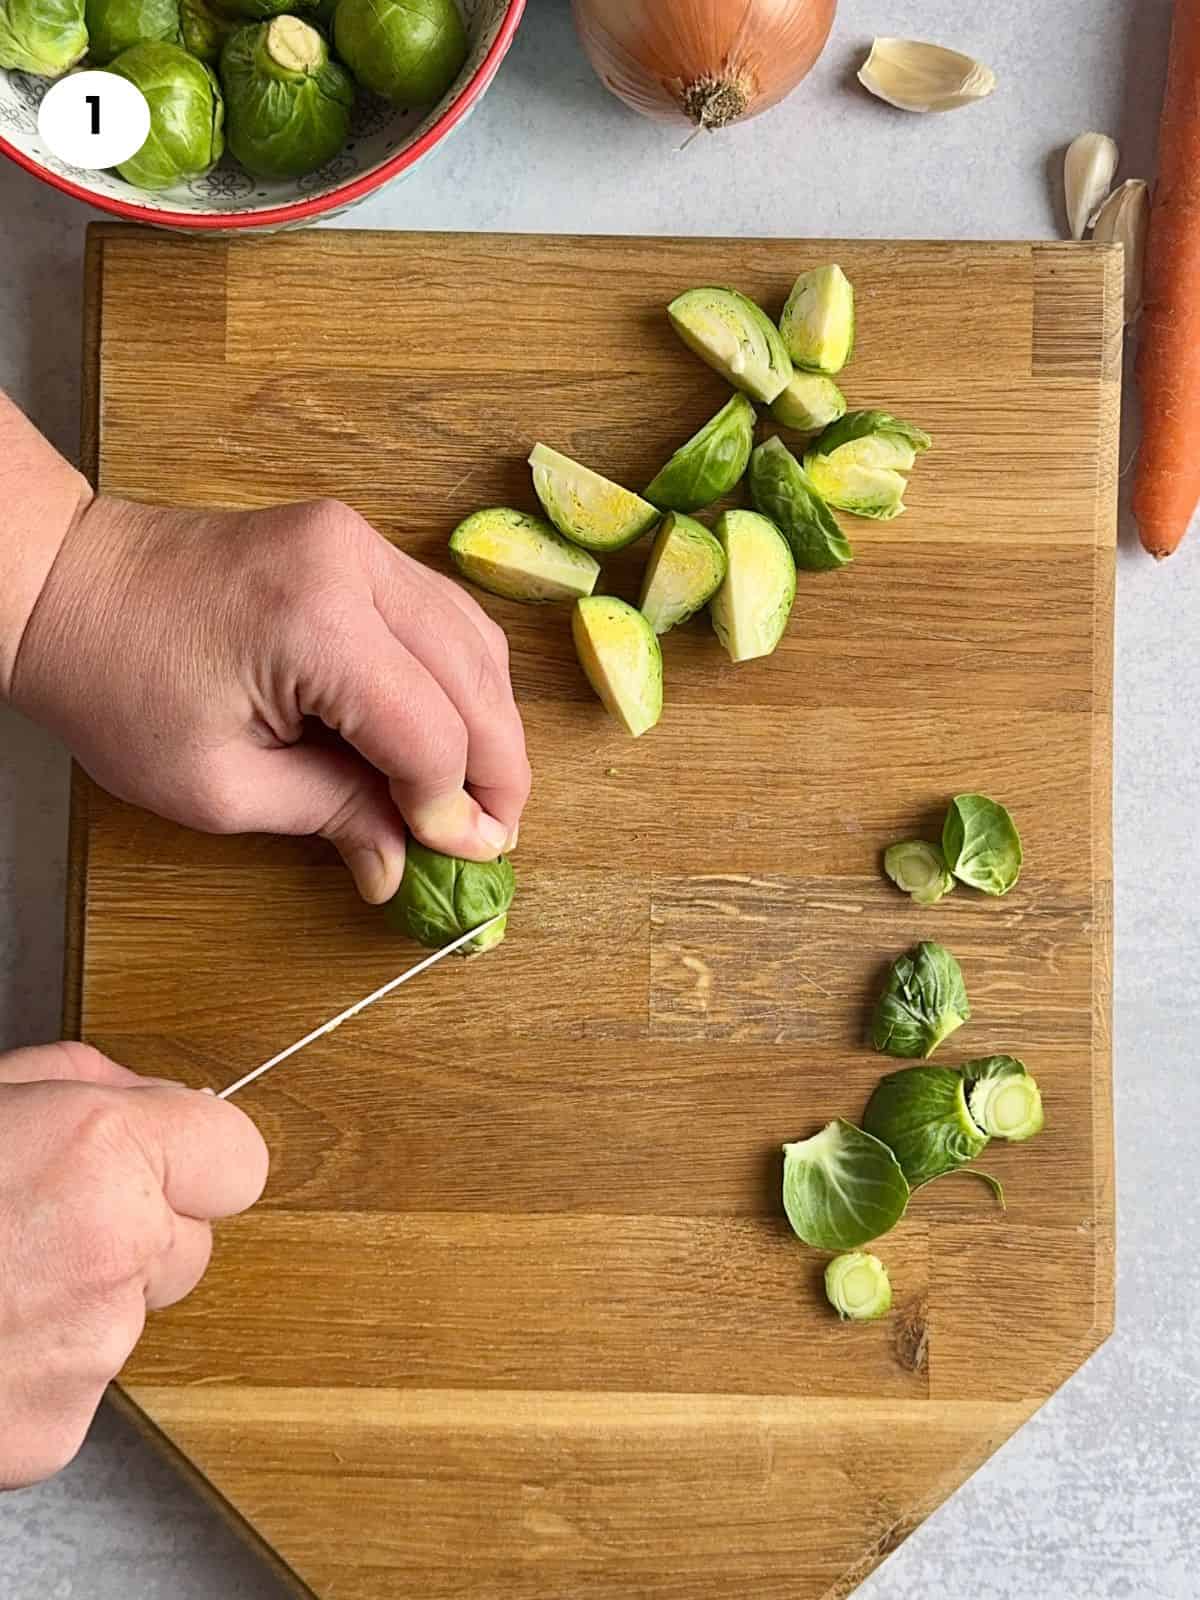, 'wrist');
0,397,94,704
